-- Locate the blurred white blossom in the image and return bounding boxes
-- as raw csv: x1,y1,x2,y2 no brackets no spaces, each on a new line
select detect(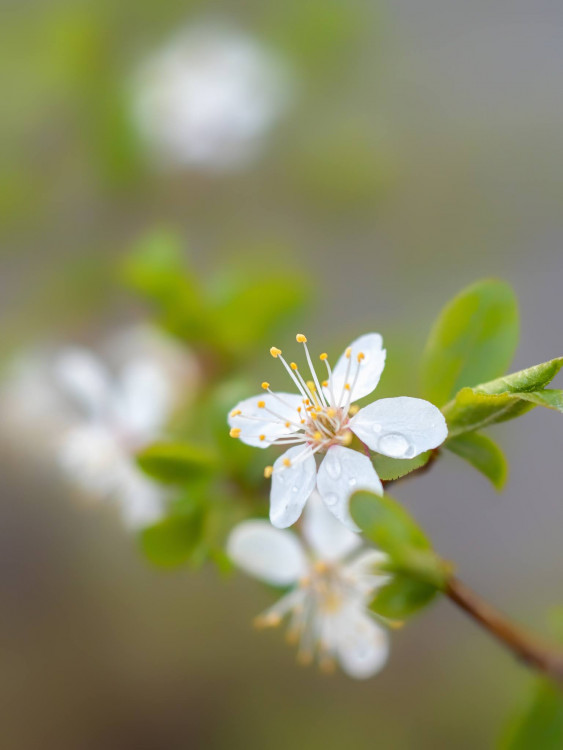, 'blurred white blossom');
228,492,391,678
1,326,197,529
132,22,293,172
